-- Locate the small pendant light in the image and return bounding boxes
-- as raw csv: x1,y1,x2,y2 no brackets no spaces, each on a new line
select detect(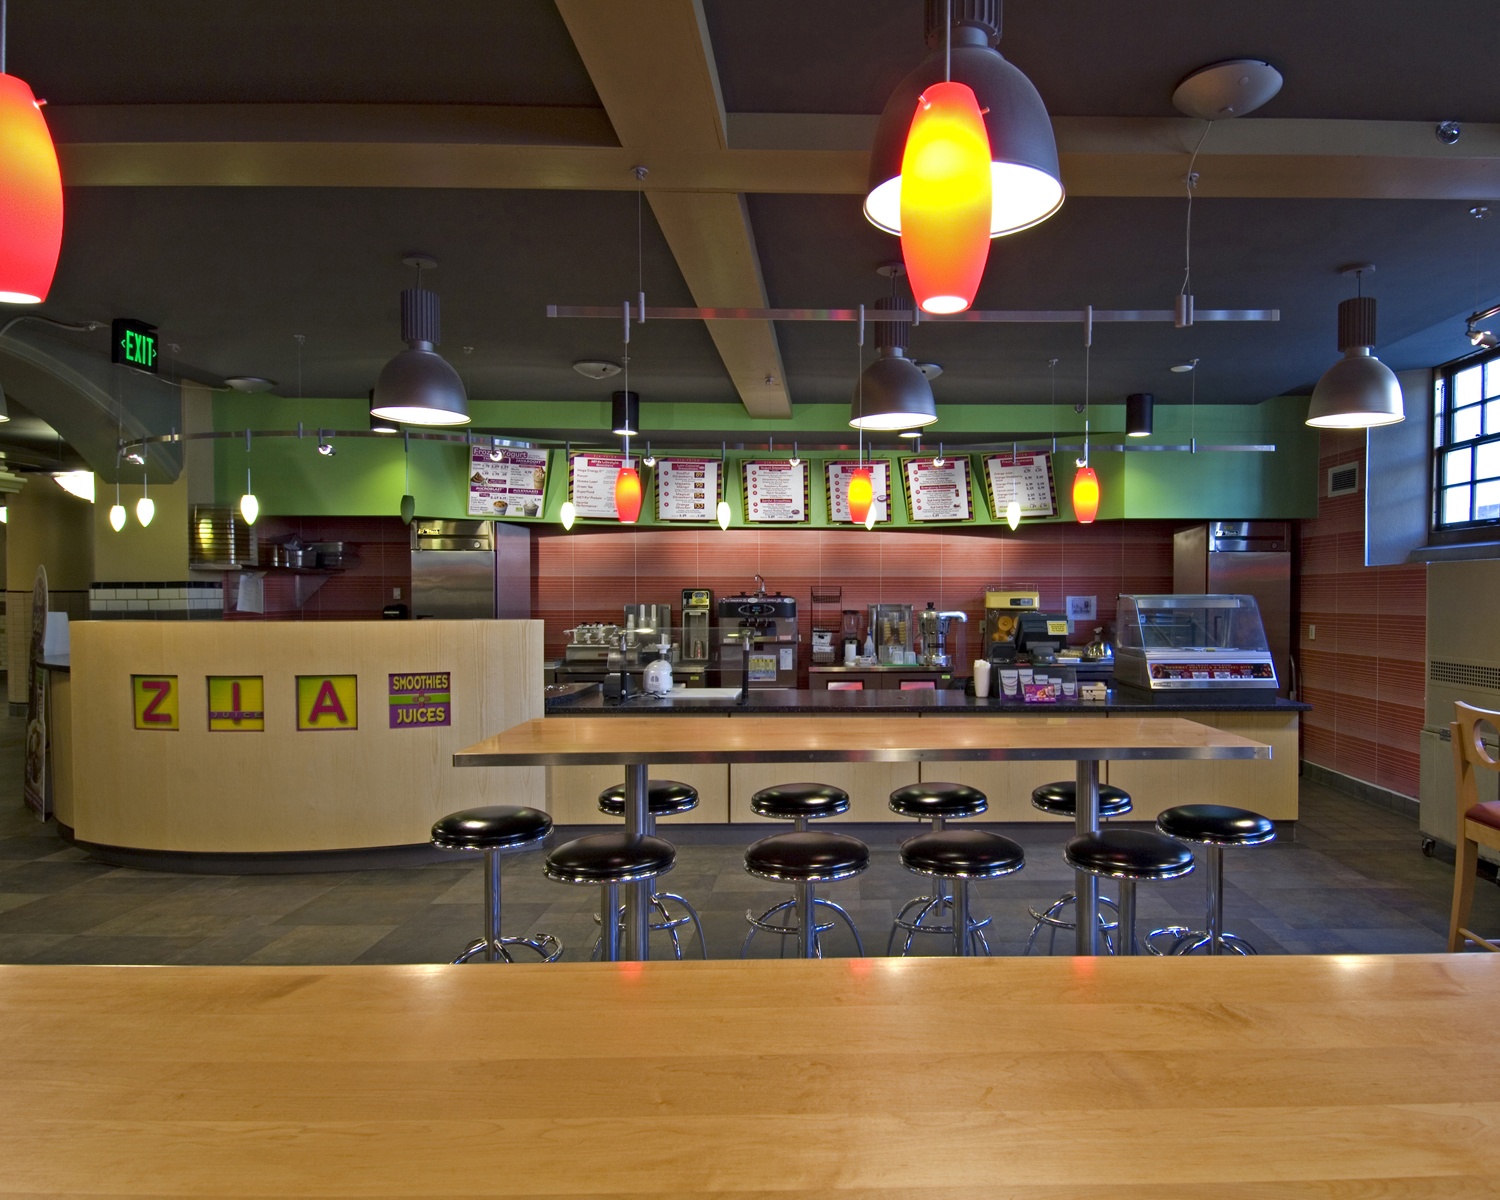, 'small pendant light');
238,429,259,525
1125,392,1154,438
135,465,154,528
715,444,731,529
847,466,874,525
559,442,576,529
1072,312,1100,524
108,473,126,532
615,460,642,523
1005,500,1021,530
399,432,416,524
